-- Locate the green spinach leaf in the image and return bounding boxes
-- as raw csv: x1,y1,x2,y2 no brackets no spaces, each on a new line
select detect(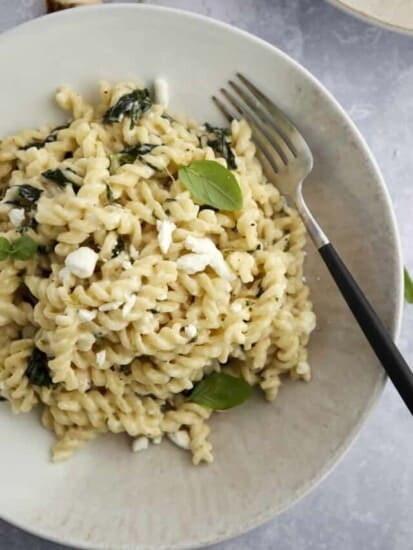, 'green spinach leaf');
112,236,125,258
103,89,152,129
21,123,69,150
42,168,80,191
178,160,243,211
7,184,42,210
189,372,252,410
205,123,237,170
112,143,157,167
105,183,115,203
26,347,52,387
